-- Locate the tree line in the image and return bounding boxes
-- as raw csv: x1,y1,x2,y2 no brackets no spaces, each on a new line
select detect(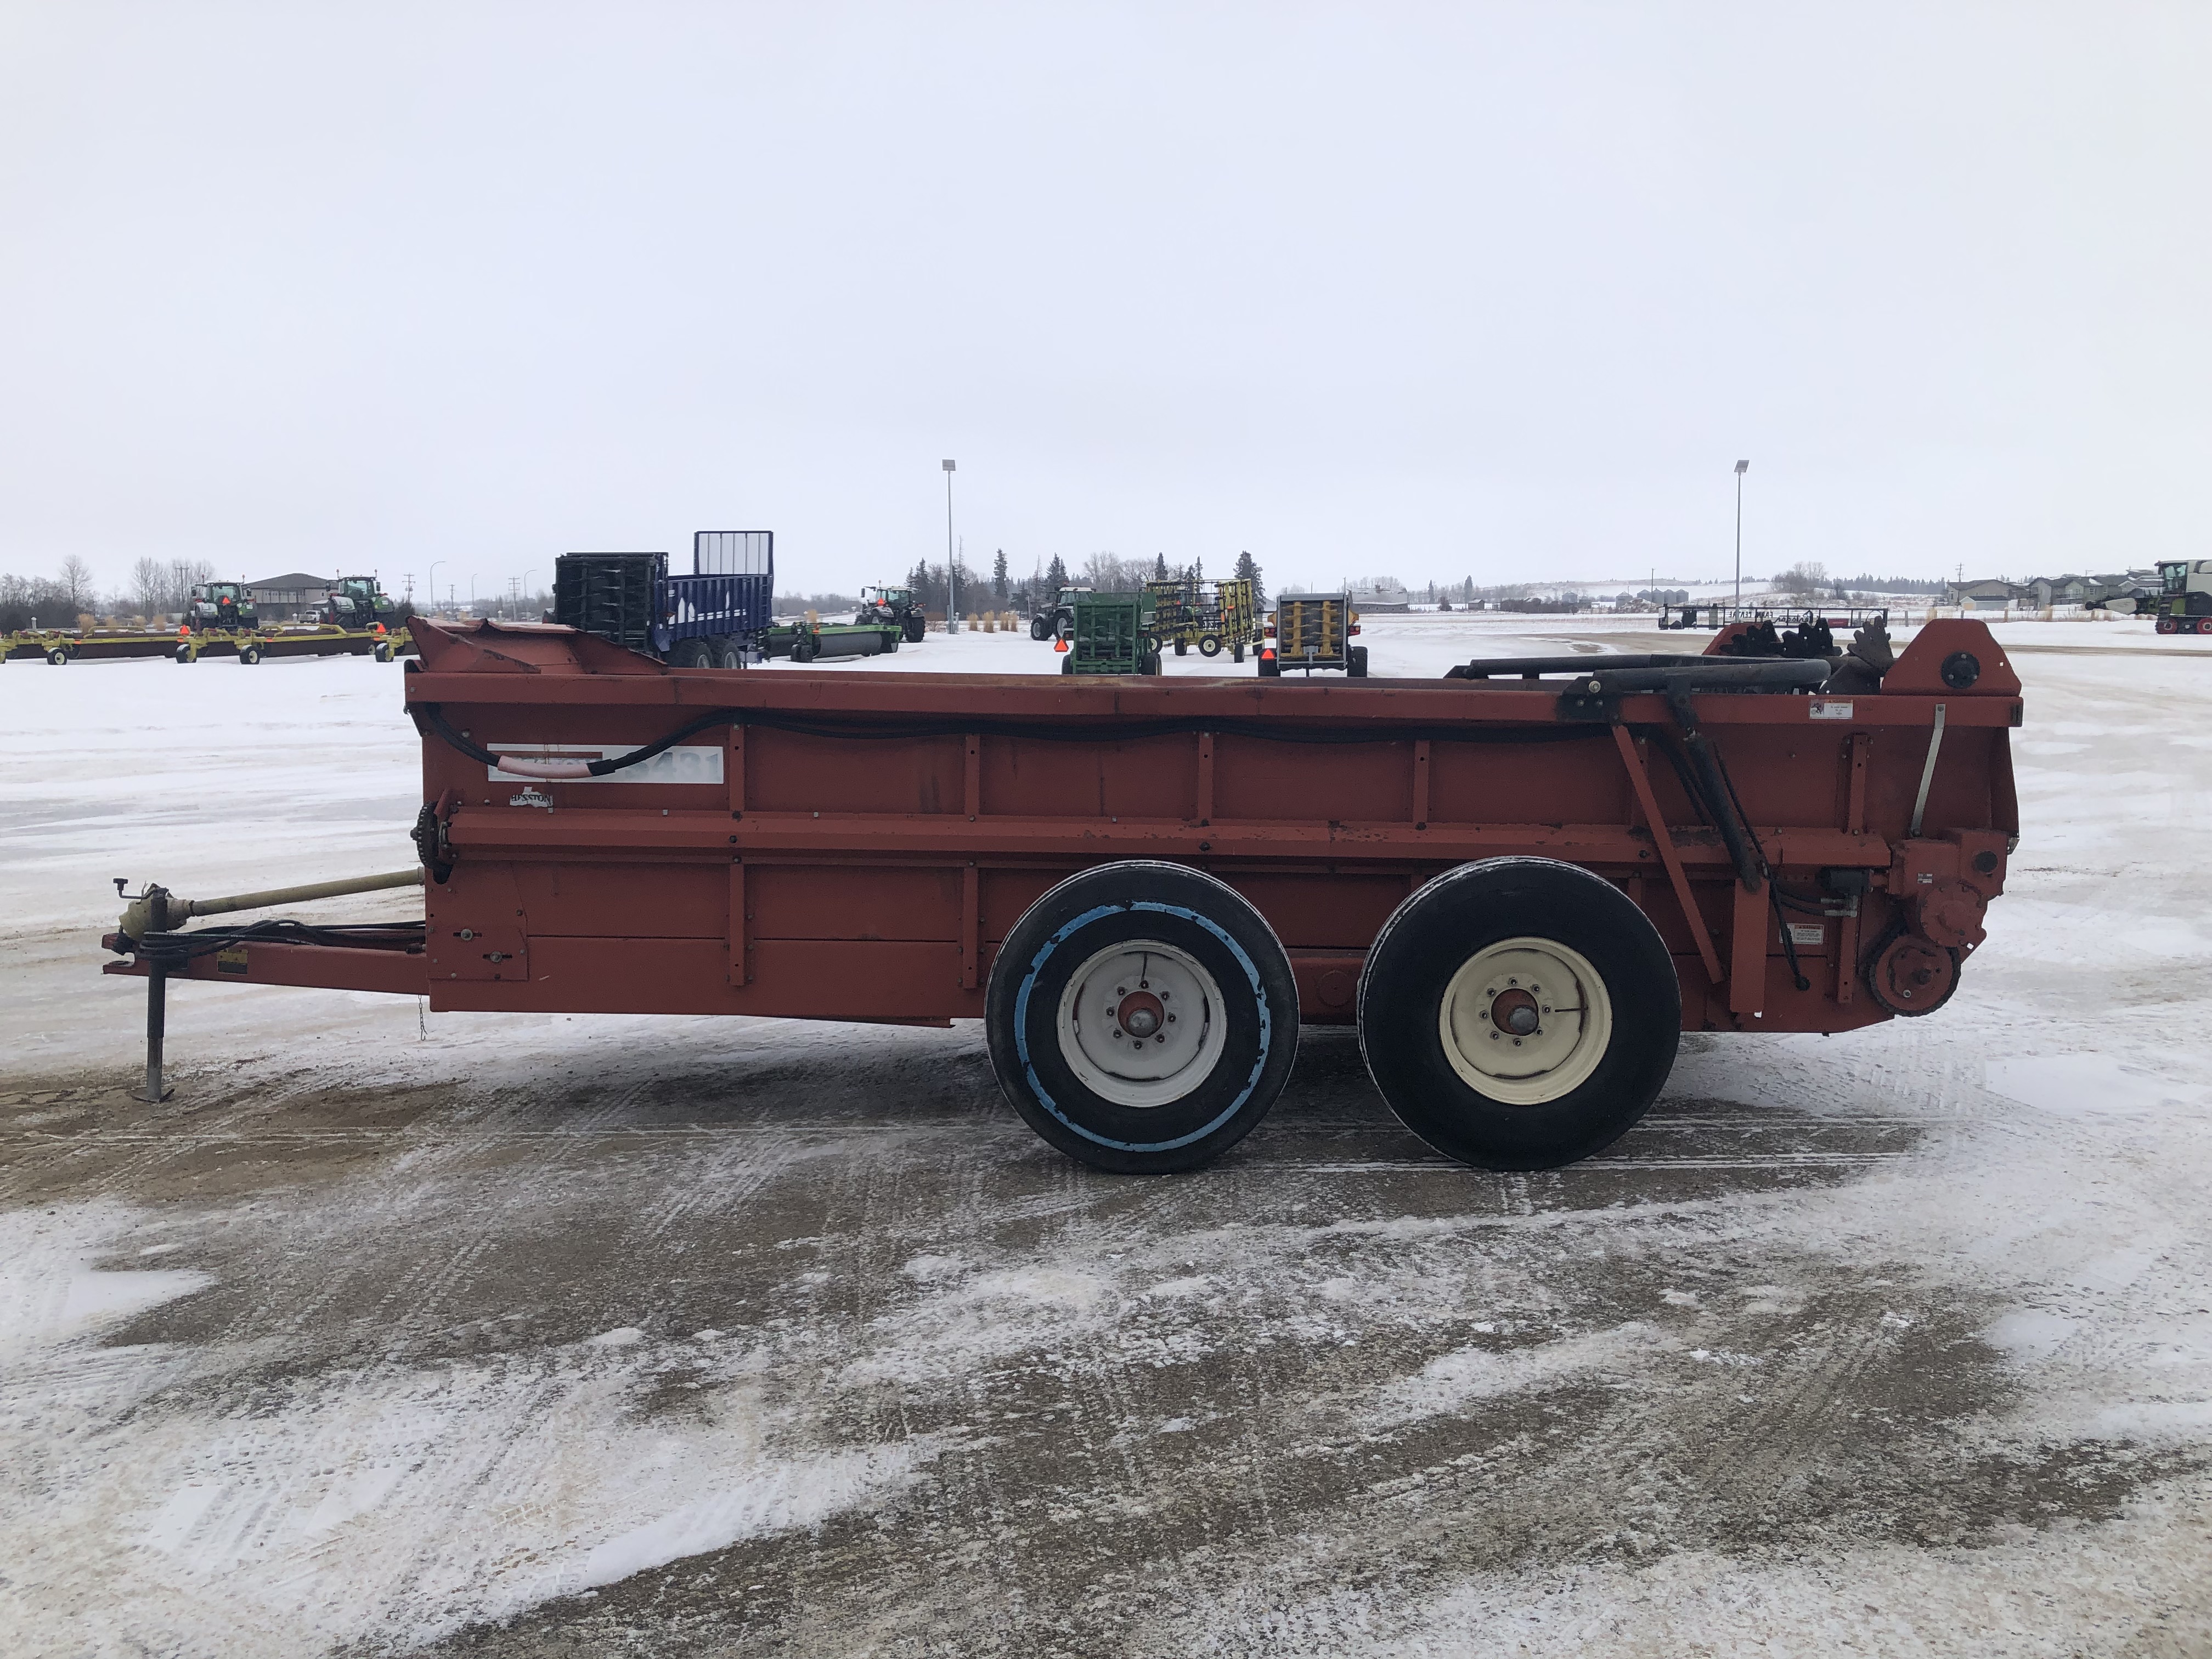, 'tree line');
0,556,226,633
893,549,1268,619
